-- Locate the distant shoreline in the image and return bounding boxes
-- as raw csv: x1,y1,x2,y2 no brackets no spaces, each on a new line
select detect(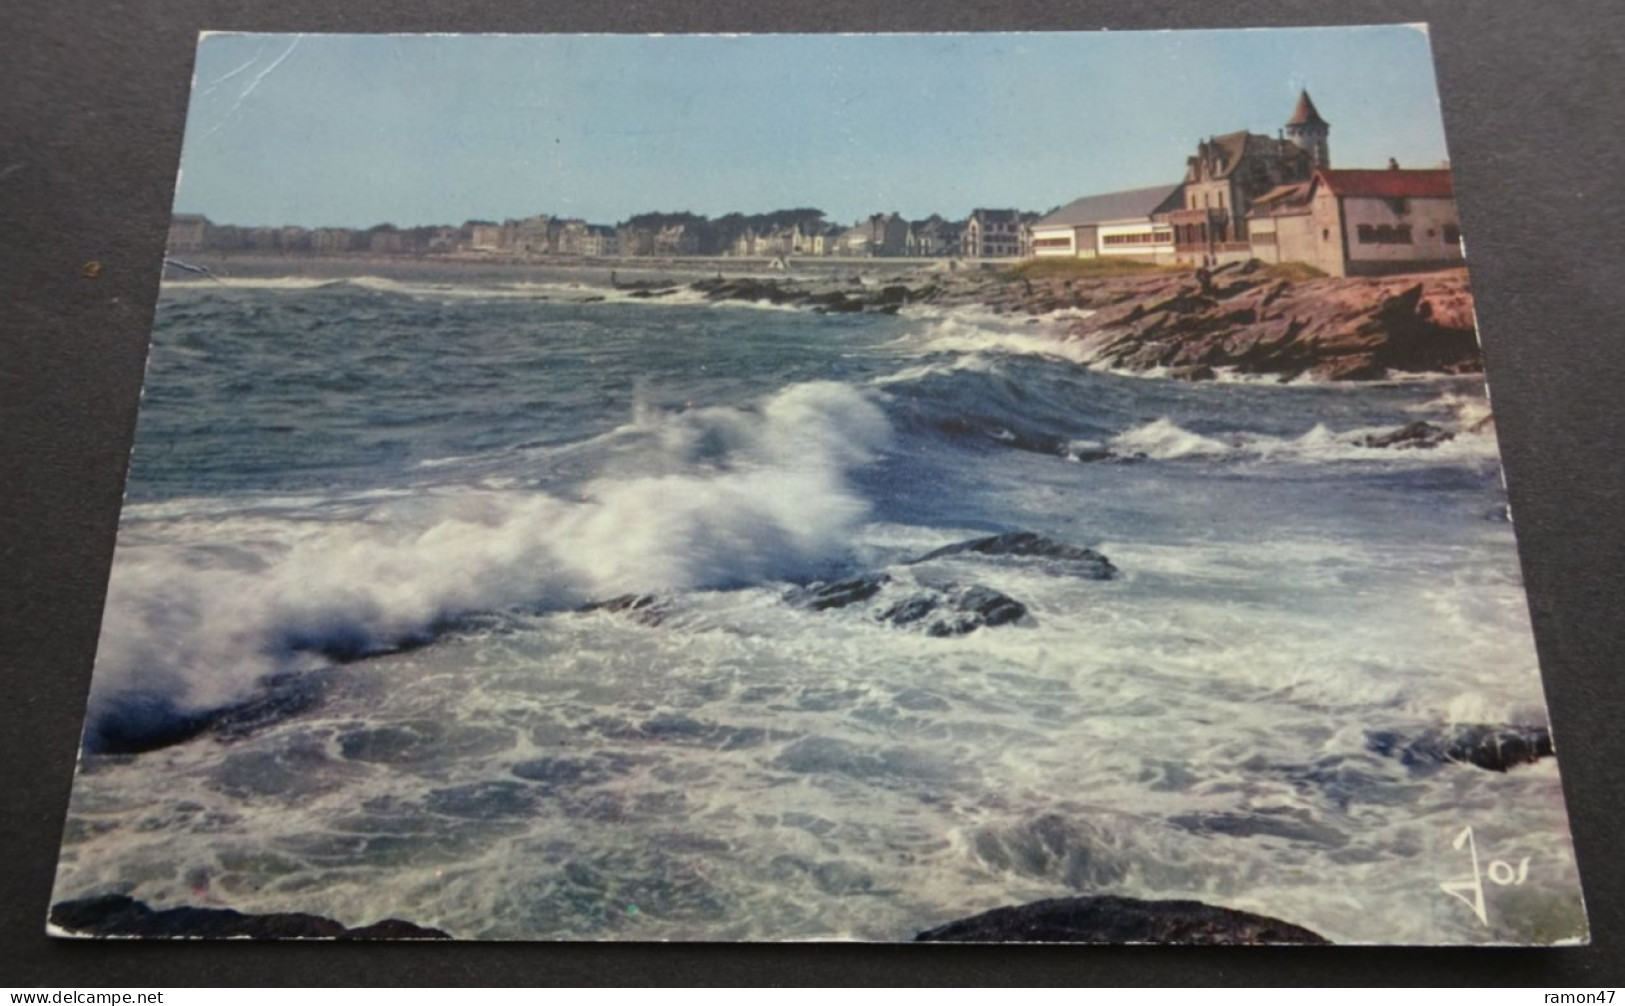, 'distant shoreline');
165,250,972,287
166,252,1479,383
